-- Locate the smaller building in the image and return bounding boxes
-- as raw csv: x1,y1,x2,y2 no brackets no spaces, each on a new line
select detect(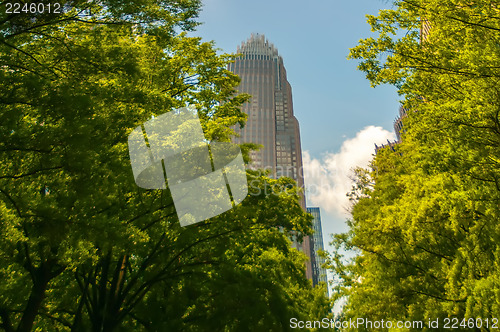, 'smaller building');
393,106,408,142
374,139,399,154
306,207,328,288
375,106,407,154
